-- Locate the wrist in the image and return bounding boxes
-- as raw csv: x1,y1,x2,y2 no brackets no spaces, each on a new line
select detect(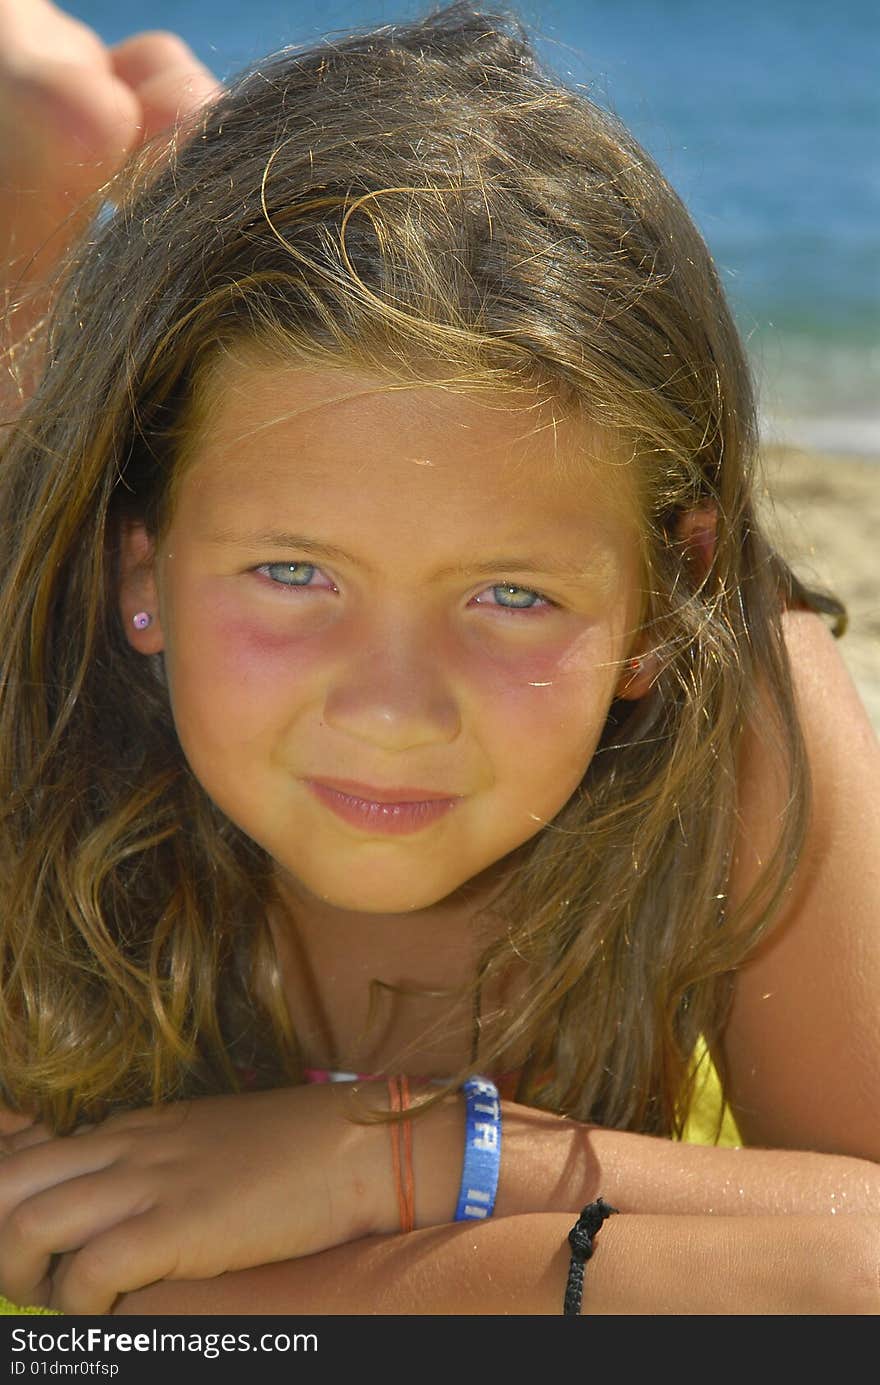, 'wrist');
412,1088,466,1228
363,1082,466,1236
340,1079,461,1239
492,1105,601,1217
414,1077,504,1230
